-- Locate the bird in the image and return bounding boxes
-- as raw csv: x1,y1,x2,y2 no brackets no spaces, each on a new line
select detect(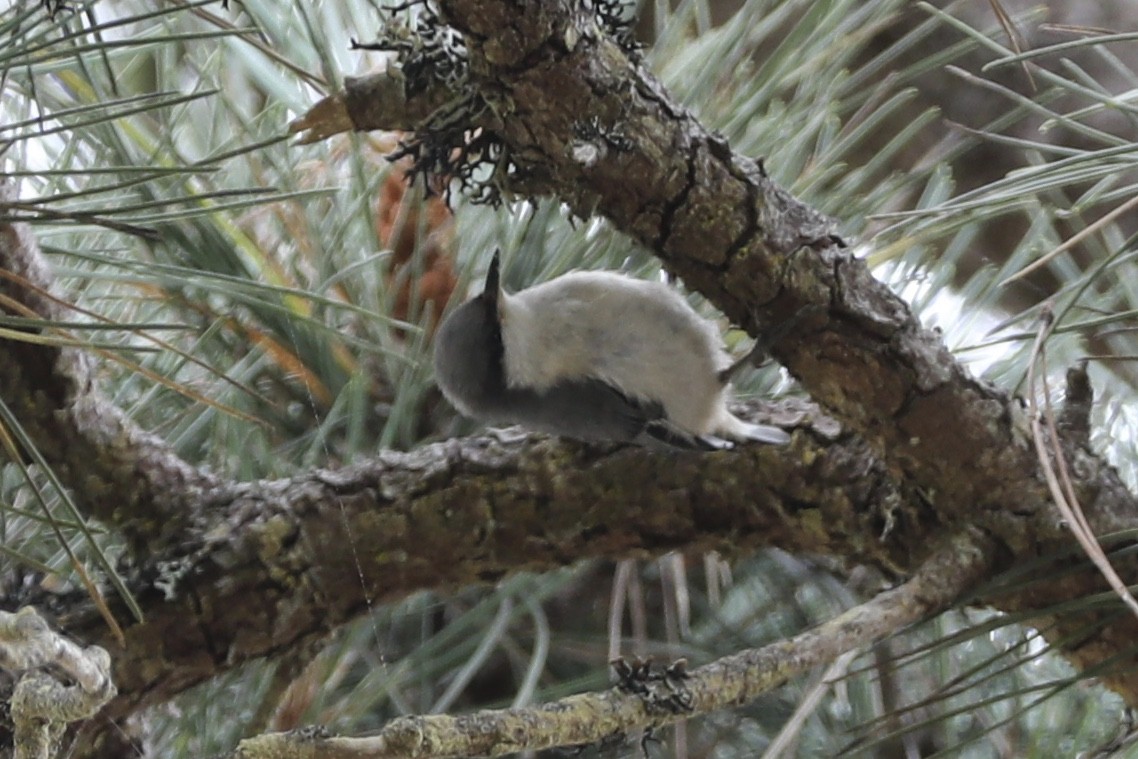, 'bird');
432,252,791,450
